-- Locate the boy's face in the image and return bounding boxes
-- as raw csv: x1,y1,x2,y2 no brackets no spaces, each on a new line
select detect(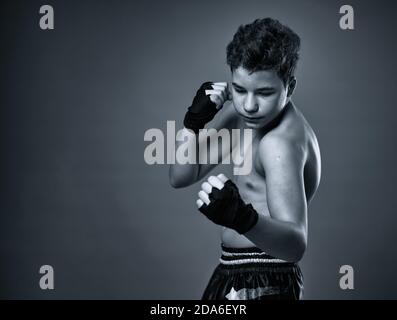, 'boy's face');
230,66,290,129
